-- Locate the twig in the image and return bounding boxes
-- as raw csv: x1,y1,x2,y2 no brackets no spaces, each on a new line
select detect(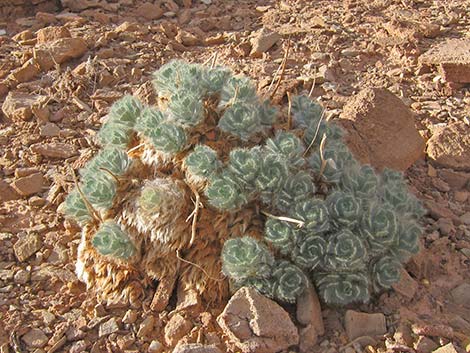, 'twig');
176,249,225,281
185,185,202,247
270,38,291,100
99,167,121,184
70,167,101,222
303,109,326,156
261,210,305,228
317,134,328,179
308,65,317,97
286,92,293,129
127,143,145,155
210,52,218,68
